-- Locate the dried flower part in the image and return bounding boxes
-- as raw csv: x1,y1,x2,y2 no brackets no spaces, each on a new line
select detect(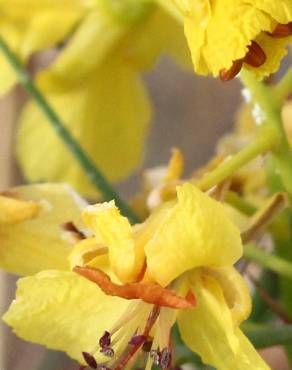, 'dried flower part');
74,266,195,309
